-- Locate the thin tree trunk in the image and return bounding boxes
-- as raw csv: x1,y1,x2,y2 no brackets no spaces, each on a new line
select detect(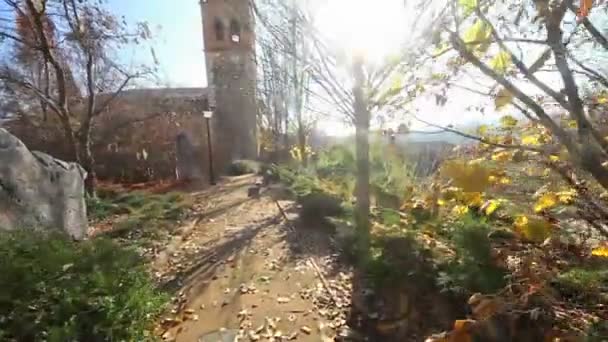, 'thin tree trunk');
353,57,370,252
79,132,96,197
